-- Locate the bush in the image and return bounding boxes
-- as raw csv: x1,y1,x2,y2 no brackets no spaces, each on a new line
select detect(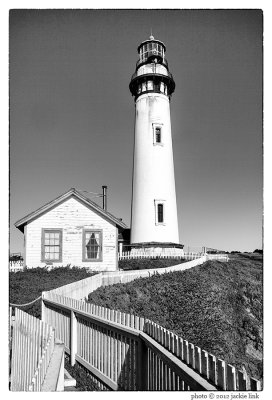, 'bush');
119,258,186,271
9,266,97,318
253,249,263,254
